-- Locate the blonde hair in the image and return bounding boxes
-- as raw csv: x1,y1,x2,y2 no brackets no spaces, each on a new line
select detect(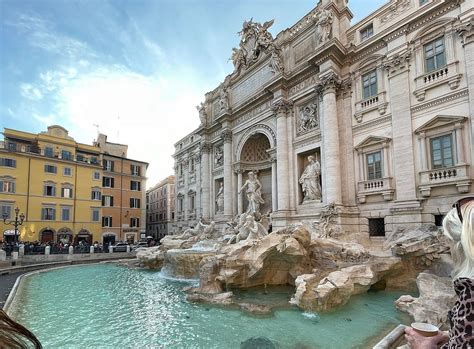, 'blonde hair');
442,201,474,279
